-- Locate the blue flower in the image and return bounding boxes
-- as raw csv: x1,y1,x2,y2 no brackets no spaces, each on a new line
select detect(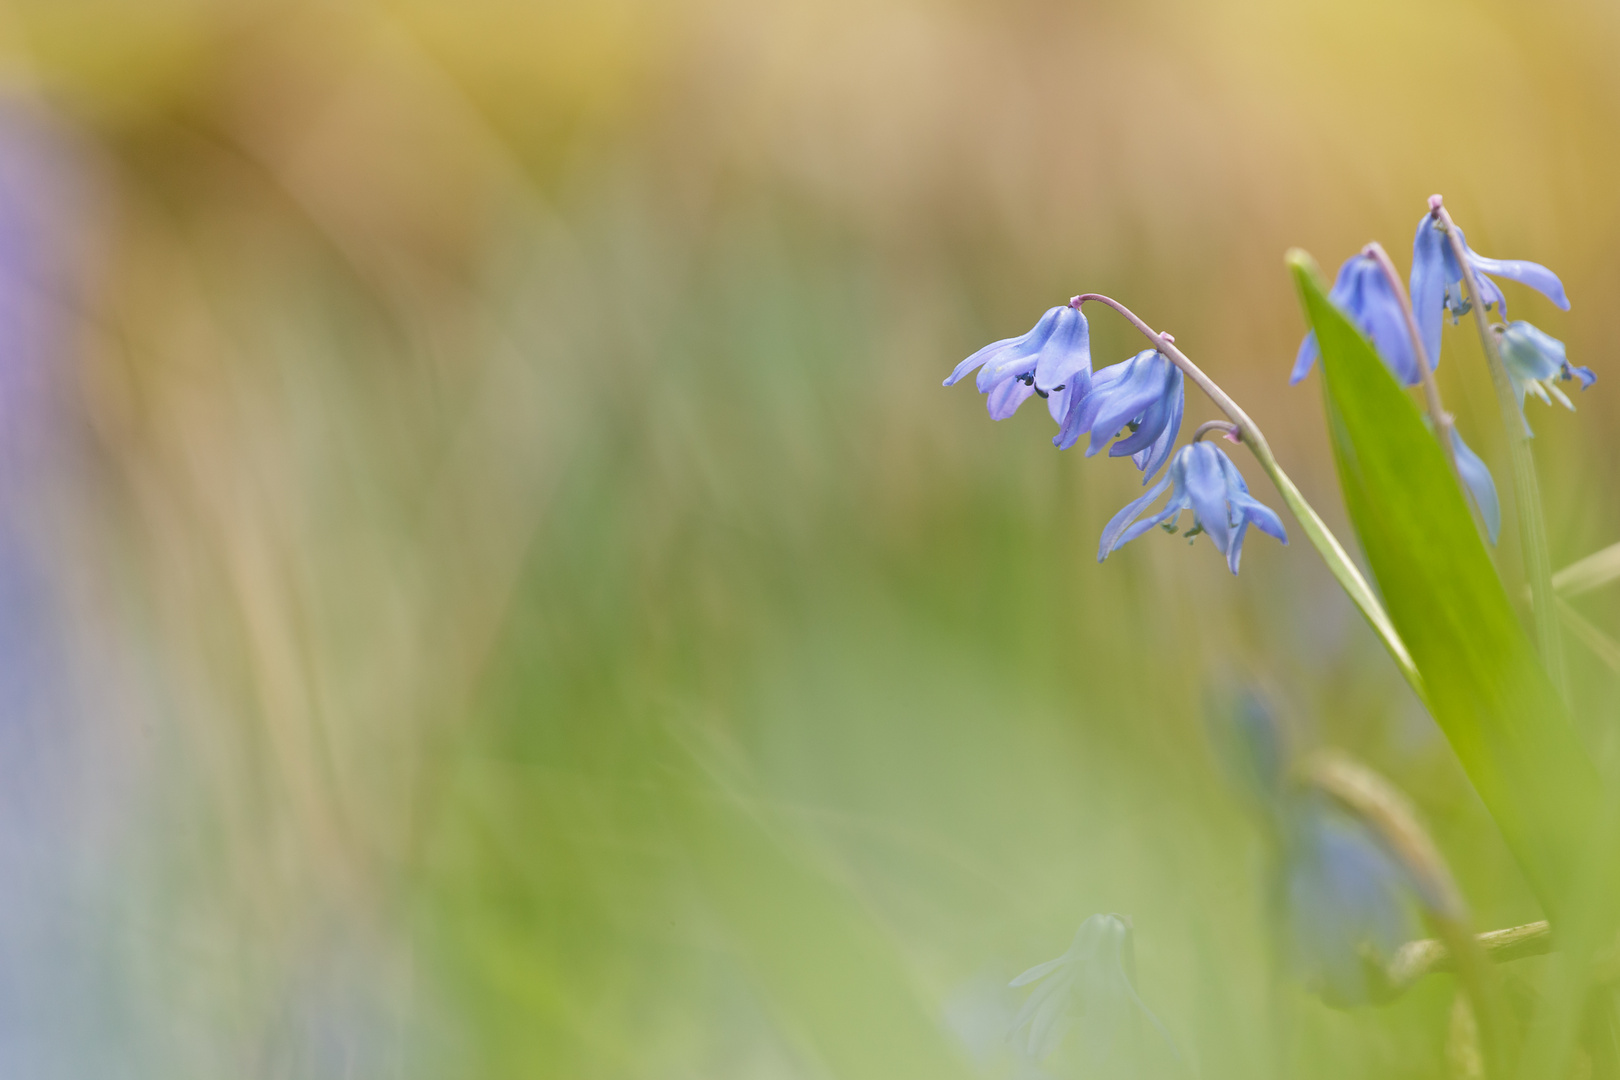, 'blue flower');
944,305,1092,422
1281,798,1415,1007
1053,348,1184,480
1009,914,1179,1065
1451,430,1502,545
1410,210,1570,368
1293,252,1423,385
1206,693,1417,1008
1098,441,1286,574
1496,320,1595,430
